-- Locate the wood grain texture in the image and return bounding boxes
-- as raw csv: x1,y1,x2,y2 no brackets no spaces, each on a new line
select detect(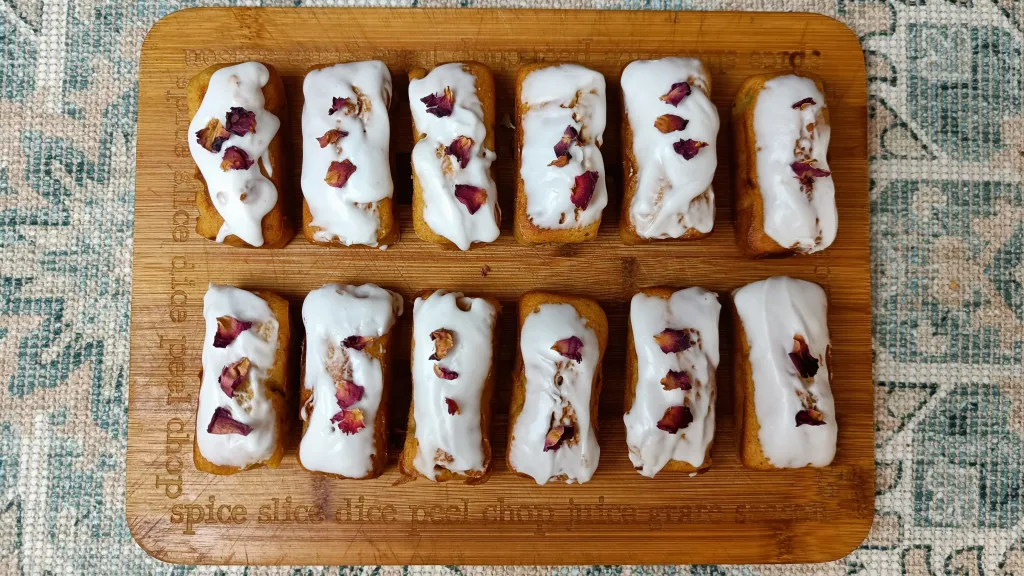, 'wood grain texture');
128,8,872,566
